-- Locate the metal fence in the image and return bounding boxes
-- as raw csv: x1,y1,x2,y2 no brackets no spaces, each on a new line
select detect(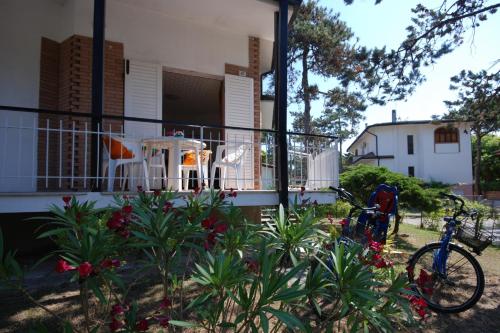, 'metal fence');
0,106,338,193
